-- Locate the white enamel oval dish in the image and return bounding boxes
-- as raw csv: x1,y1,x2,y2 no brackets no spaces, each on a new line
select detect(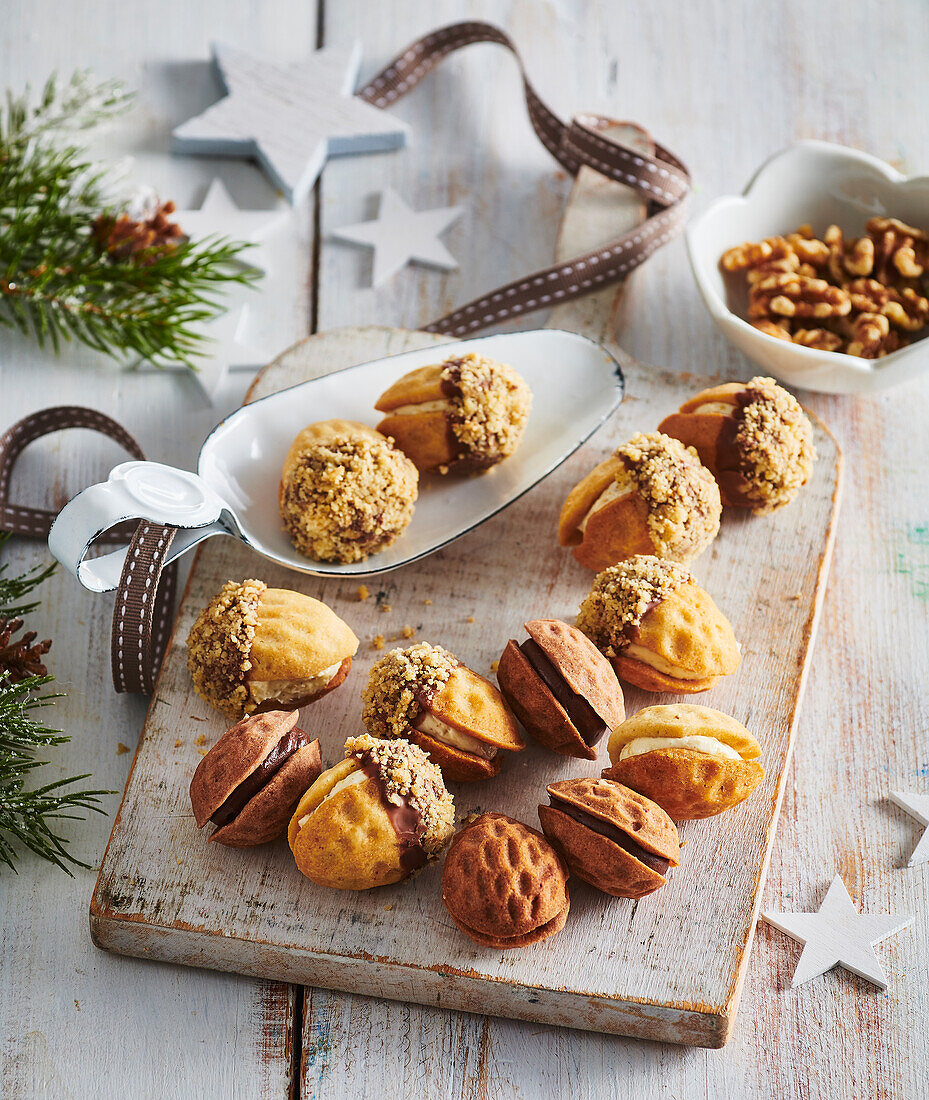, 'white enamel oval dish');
49,329,624,587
